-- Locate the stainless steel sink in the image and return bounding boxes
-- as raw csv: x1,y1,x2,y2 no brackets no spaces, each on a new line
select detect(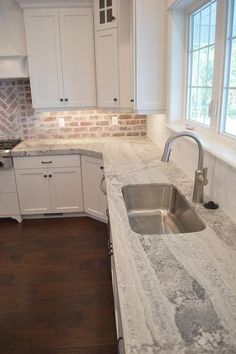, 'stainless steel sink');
122,184,206,235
